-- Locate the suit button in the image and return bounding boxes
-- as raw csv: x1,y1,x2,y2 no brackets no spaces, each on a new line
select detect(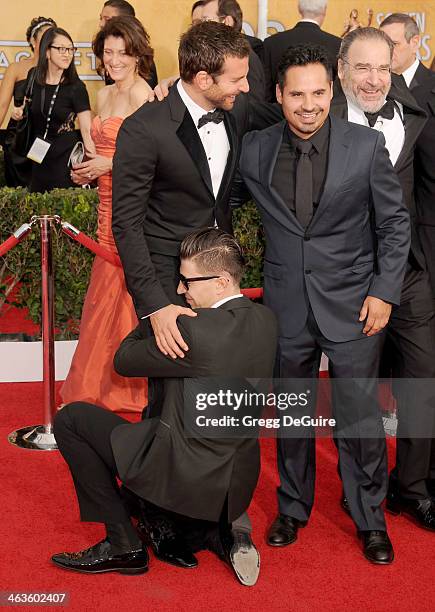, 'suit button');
304,236,311,241
305,269,311,274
